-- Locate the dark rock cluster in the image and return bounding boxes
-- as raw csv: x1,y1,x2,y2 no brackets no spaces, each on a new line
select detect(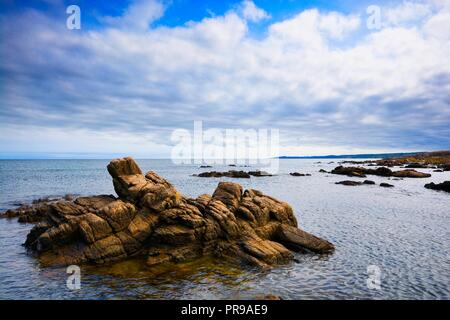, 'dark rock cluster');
424,181,450,193
331,166,431,178
195,170,273,178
